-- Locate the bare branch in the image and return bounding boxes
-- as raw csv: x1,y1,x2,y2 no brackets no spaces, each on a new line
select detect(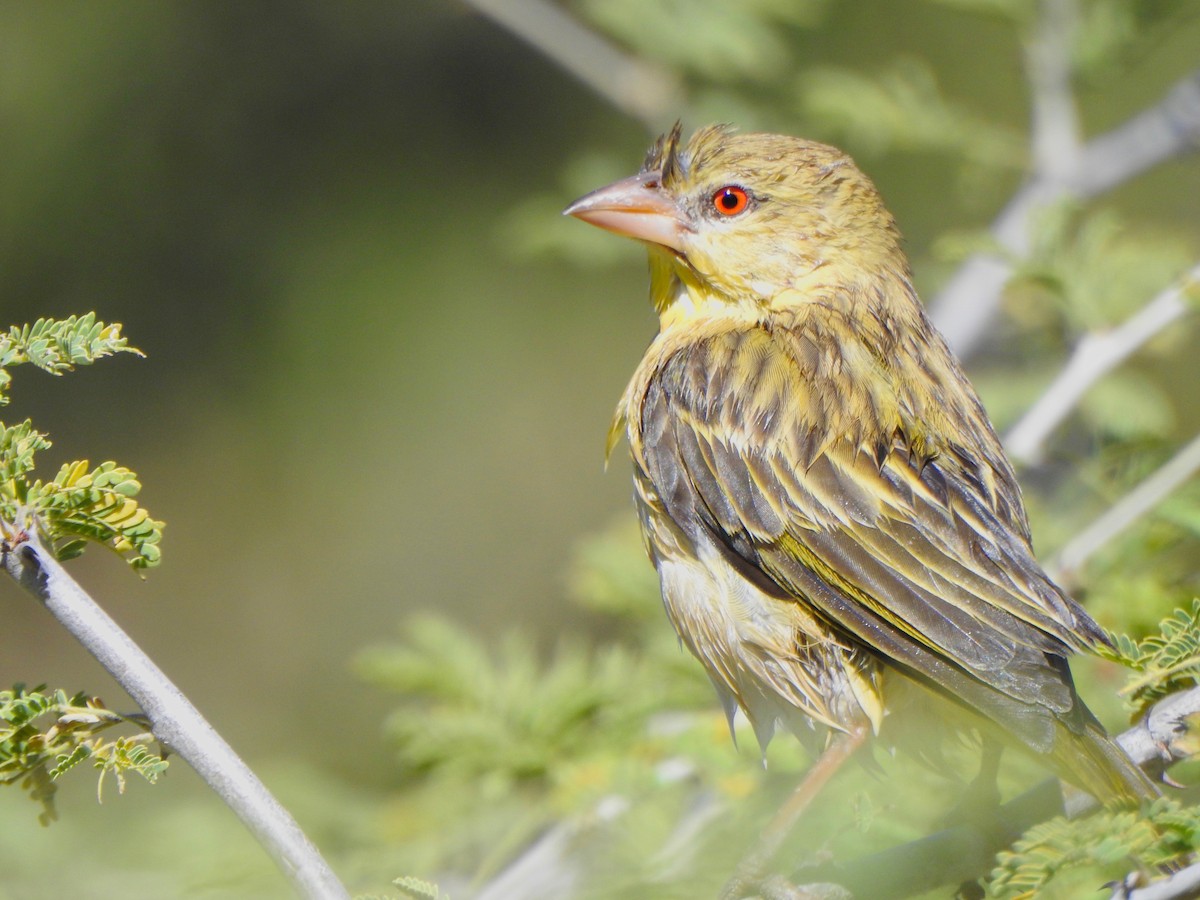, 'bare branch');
473,795,630,900
1025,0,1083,179
930,68,1200,358
1051,430,1200,582
1,533,348,900
1117,861,1200,900
1110,663,1200,776
460,0,685,132
1005,263,1200,465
